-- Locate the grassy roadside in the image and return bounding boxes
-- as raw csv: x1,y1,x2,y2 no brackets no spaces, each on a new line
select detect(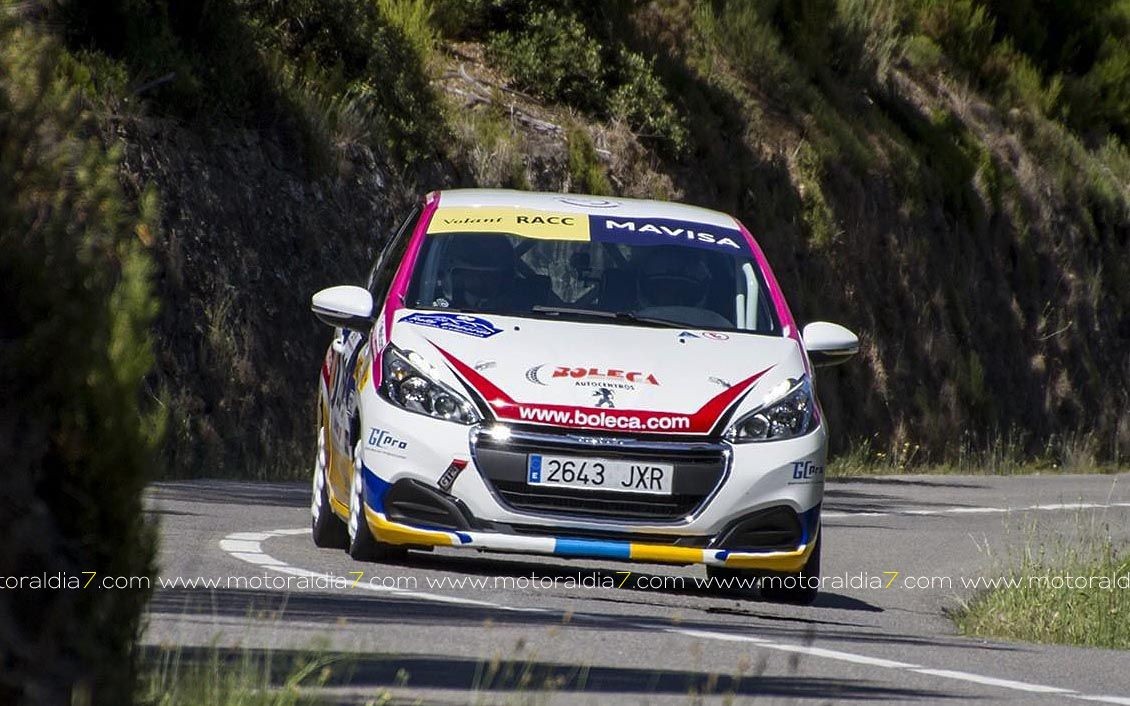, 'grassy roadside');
953,534,1130,649
828,461,1128,478
138,641,768,704
139,647,338,706
828,433,1128,477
